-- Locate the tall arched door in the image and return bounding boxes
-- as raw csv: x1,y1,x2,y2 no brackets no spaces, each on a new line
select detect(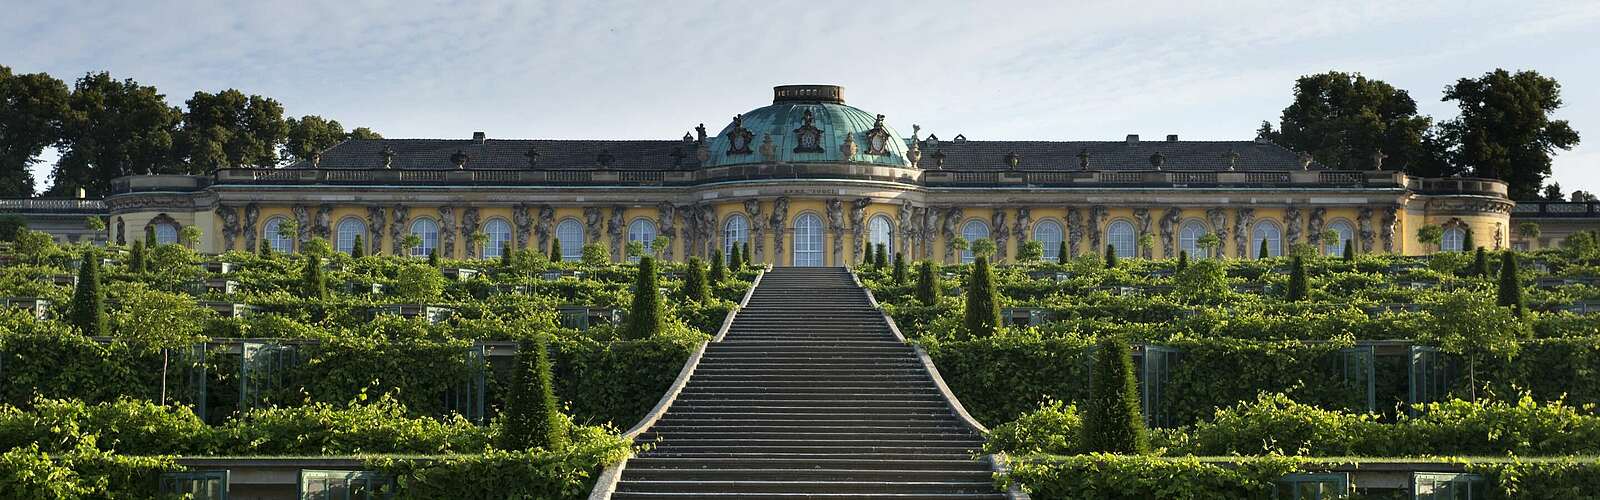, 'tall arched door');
793,213,824,266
